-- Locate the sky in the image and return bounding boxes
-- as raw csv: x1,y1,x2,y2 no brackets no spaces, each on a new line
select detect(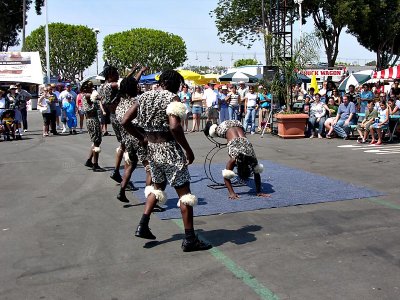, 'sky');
18,0,376,77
